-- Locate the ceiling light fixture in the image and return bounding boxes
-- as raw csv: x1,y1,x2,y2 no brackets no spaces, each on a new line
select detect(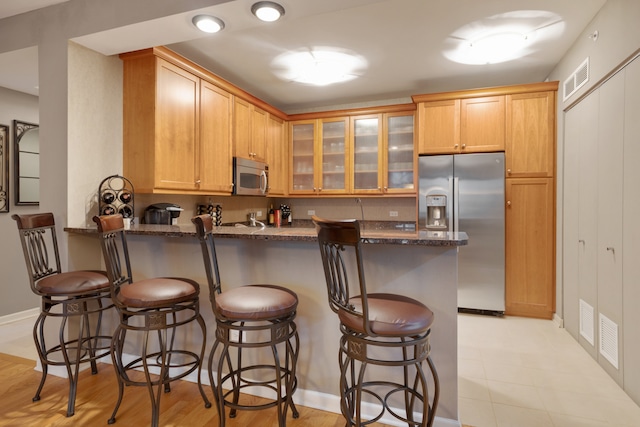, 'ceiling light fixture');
251,1,285,22
192,15,225,33
272,48,367,86
467,32,529,64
